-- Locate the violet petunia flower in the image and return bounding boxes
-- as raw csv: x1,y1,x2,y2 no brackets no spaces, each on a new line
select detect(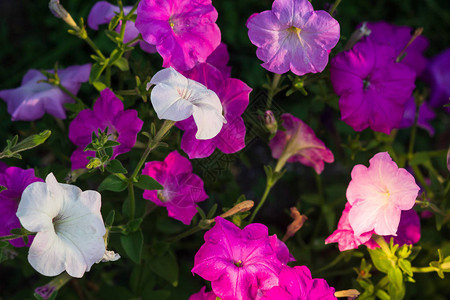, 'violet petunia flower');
176,63,251,159
0,64,90,121
330,38,416,134
246,0,340,76
135,0,221,71
261,265,336,300
0,163,43,247
422,48,450,111
142,150,208,225
399,96,436,135
68,88,143,170
192,217,294,300
189,286,218,300
269,113,334,174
